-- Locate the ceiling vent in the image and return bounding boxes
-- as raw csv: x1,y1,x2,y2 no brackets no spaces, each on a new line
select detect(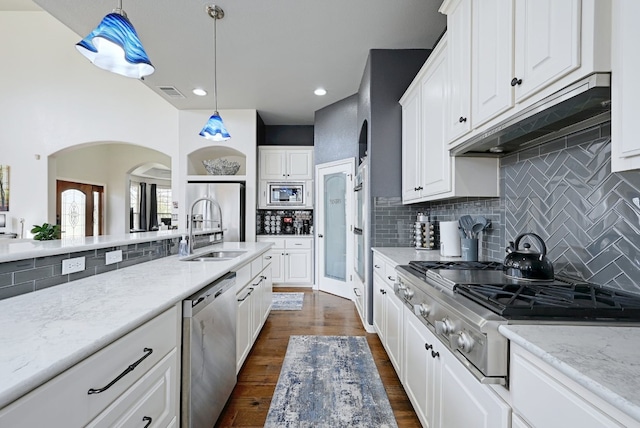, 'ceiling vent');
157,86,185,99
